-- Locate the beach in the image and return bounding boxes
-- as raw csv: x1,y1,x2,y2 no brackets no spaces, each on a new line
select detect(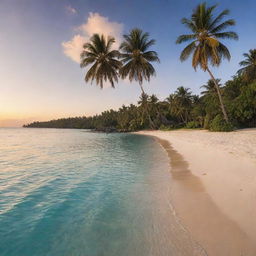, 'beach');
137,129,256,256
